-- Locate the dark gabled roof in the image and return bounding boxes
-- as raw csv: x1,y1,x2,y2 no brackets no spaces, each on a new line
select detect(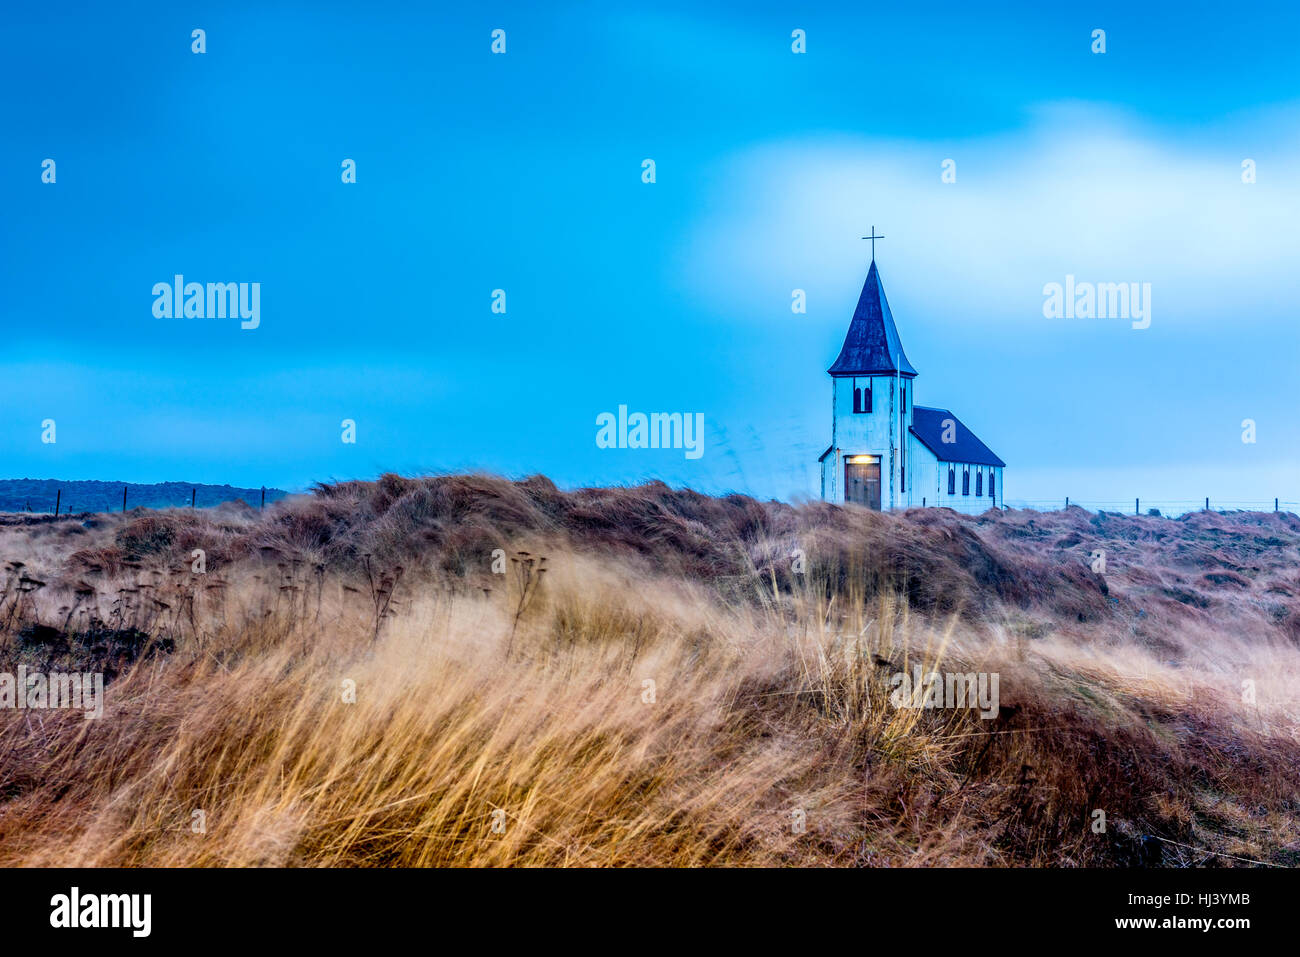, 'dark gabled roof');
828,260,918,377
910,406,1006,467
818,445,834,462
